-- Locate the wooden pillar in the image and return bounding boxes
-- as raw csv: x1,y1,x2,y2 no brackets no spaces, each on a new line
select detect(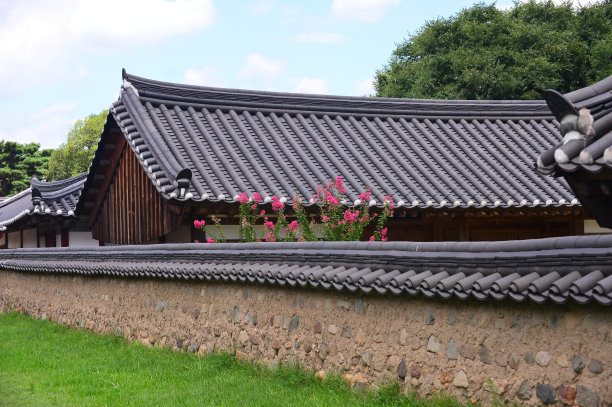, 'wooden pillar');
61,228,69,247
